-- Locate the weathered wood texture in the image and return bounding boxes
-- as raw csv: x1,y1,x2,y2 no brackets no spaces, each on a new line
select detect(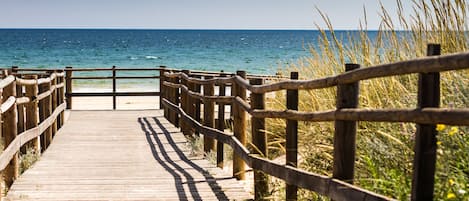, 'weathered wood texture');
250,78,269,200
233,71,247,180
411,44,440,201
6,110,252,201
286,72,299,200
333,64,360,183
203,76,216,153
